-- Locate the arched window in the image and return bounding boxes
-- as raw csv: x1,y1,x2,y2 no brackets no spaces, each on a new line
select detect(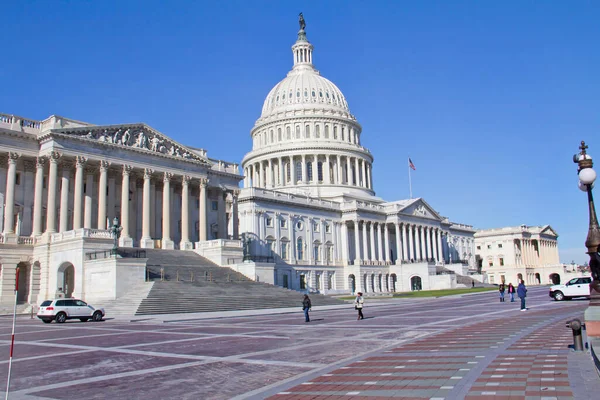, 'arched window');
286,161,291,182
324,125,329,138
266,236,275,256
297,238,304,260
307,162,313,182
280,238,289,260
295,125,300,139
315,125,320,138
277,128,282,141
296,162,302,182
313,242,321,261
270,130,274,143
341,127,345,141
286,126,291,140
305,125,310,138
317,162,323,182
333,126,337,139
